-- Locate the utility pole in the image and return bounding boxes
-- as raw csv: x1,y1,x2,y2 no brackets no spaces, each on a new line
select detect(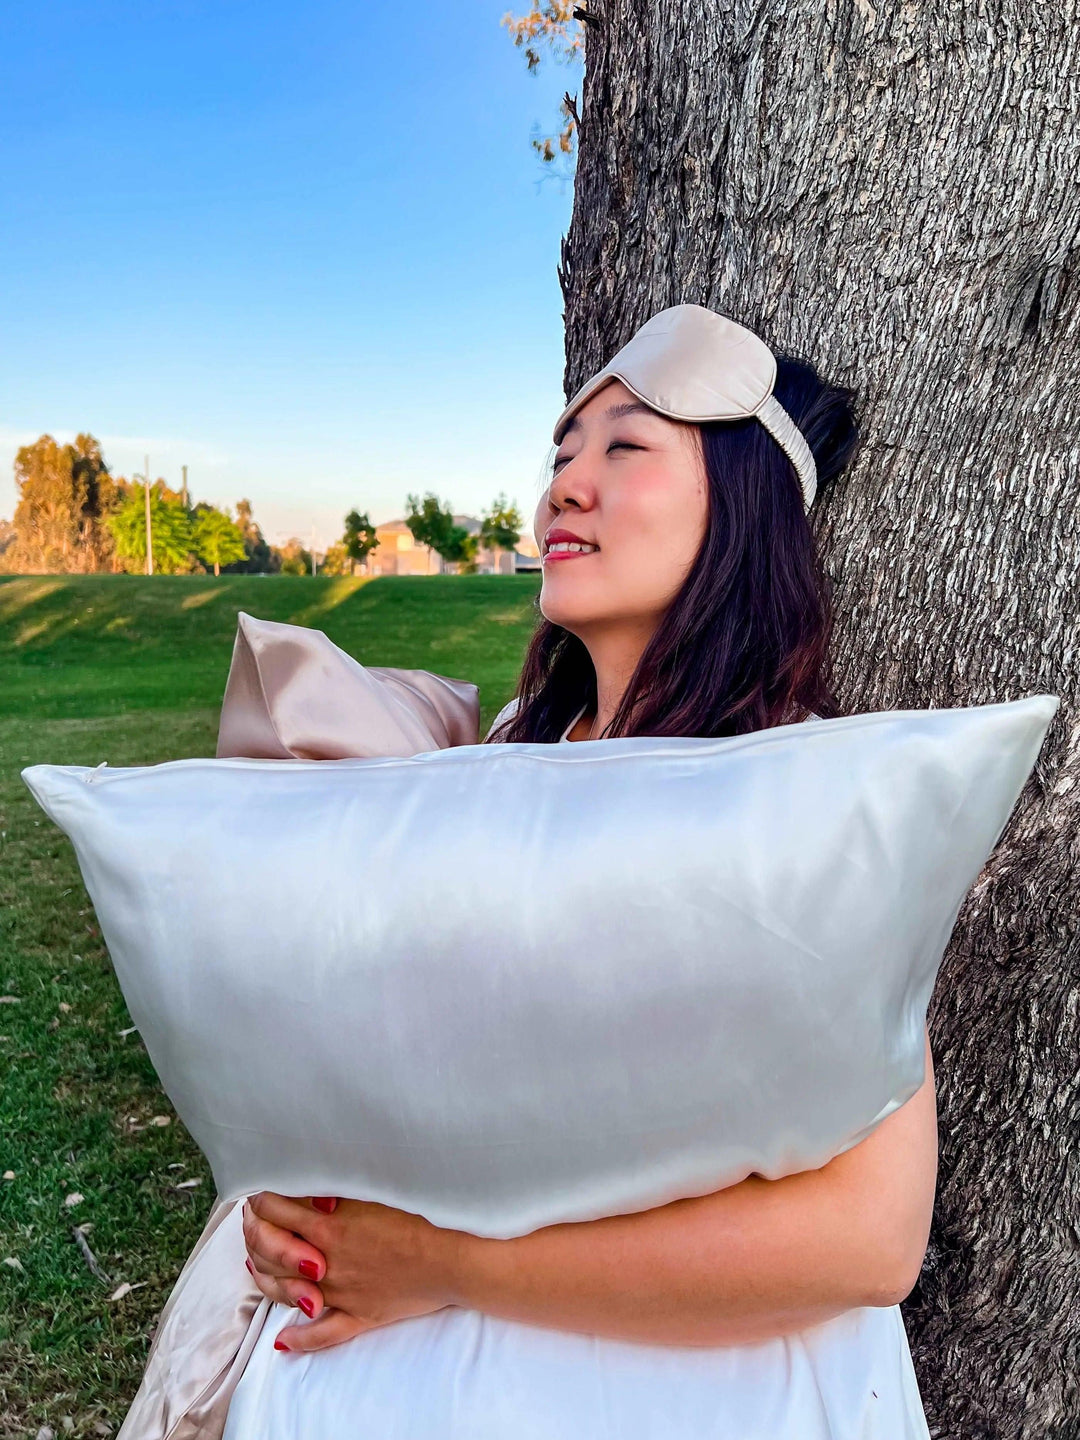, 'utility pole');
181,465,189,509
144,454,153,577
